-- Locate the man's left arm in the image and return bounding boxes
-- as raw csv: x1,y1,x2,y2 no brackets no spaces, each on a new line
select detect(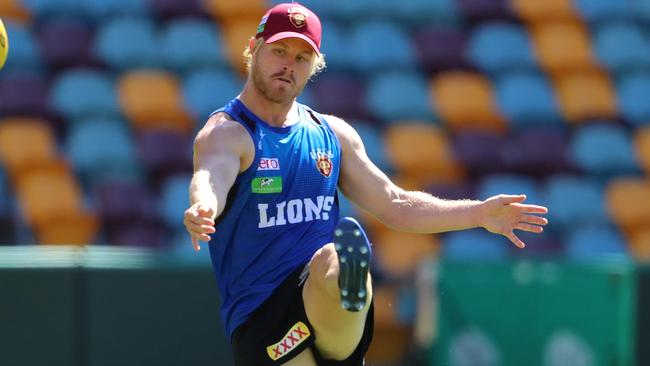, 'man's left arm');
327,116,548,248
